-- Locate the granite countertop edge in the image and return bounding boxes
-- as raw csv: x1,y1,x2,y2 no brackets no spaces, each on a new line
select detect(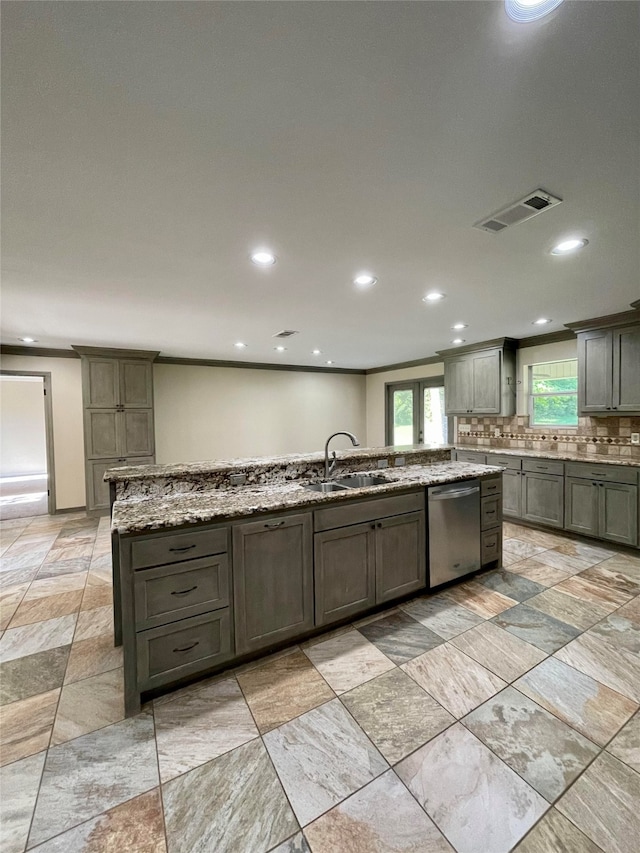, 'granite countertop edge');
112,461,501,534
455,445,640,468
